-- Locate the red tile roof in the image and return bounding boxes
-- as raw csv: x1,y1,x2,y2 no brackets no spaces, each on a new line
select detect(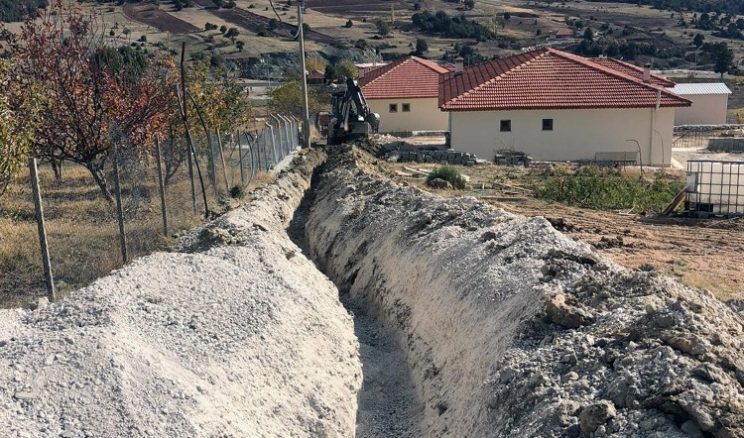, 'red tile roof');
439,48,691,111
360,56,452,99
592,57,675,87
